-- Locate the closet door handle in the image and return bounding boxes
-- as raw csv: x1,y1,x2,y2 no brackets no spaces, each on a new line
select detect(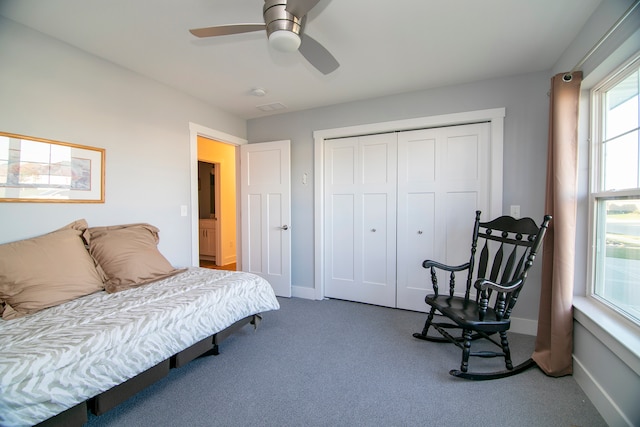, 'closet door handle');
280,225,289,231
371,228,377,232
417,230,423,234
